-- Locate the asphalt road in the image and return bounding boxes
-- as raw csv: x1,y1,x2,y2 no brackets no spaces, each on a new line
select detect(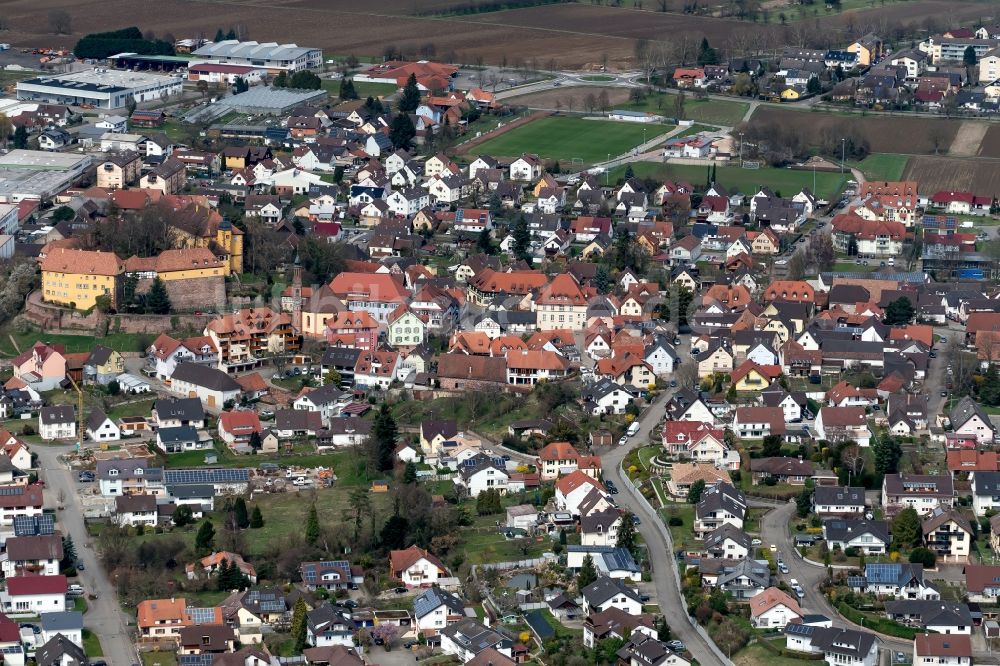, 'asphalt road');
600,389,730,666
34,444,137,666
